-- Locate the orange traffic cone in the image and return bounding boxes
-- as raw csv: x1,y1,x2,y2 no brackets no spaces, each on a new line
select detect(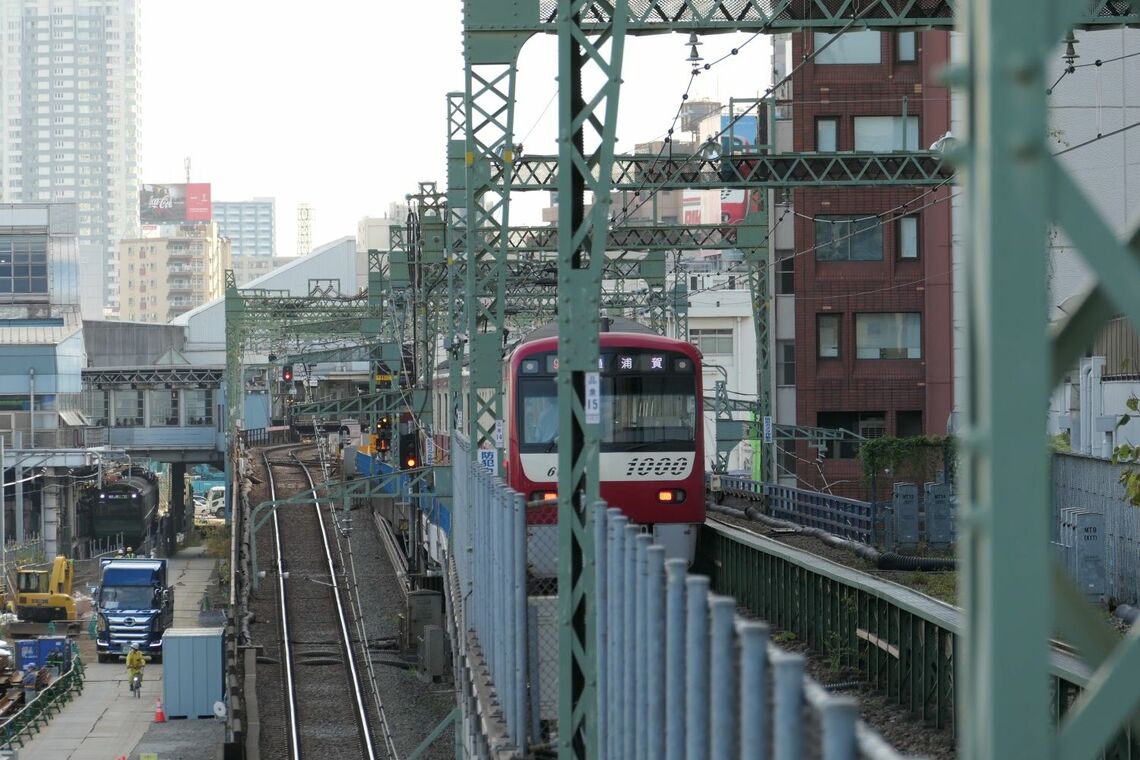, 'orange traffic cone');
154,697,166,723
